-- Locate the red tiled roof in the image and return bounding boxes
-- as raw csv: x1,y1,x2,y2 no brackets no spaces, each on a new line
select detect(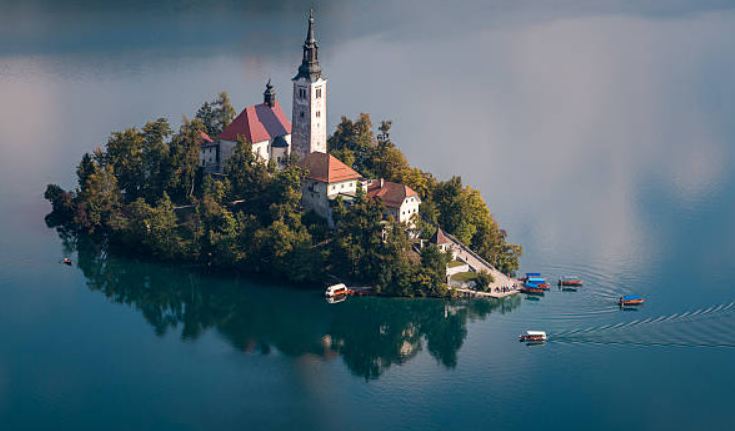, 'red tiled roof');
299,152,362,183
367,179,419,208
219,100,292,143
197,130,214,144
431,228,450,245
